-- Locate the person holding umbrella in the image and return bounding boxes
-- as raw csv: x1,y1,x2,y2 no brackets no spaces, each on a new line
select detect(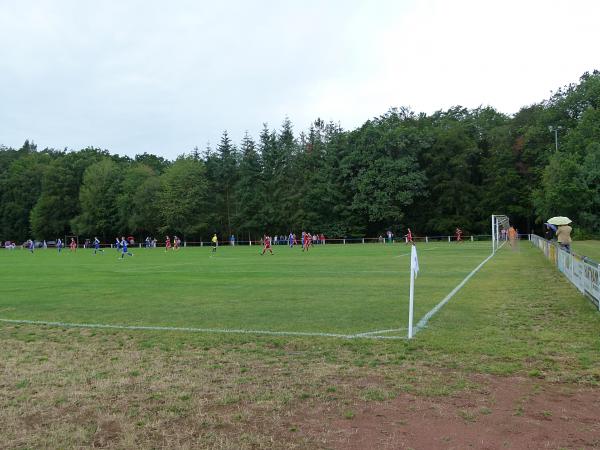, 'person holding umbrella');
544,223,557,241
548,217,572,252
